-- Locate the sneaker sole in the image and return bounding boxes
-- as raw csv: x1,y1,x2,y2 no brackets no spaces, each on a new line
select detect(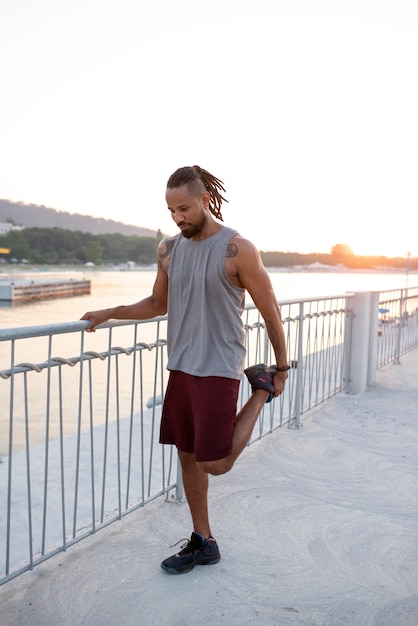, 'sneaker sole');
161,555,221,575
244,364,274,403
